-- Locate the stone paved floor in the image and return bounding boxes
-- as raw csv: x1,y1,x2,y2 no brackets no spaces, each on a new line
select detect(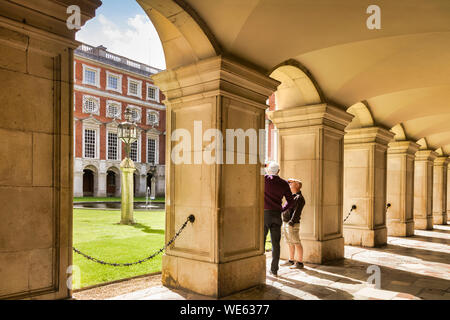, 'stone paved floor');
109,224,450,300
